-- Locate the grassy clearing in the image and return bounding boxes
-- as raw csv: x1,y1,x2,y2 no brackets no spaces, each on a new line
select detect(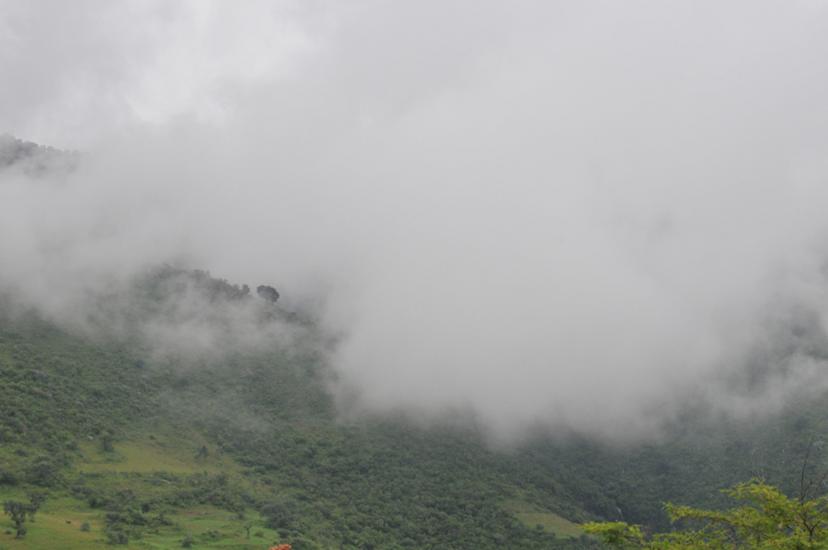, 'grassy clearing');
0,494,284,550
1,431,271,549
504,499,584,538
515,512,584,537
138,507,283,549
78,434,233,475
0,495,106,549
